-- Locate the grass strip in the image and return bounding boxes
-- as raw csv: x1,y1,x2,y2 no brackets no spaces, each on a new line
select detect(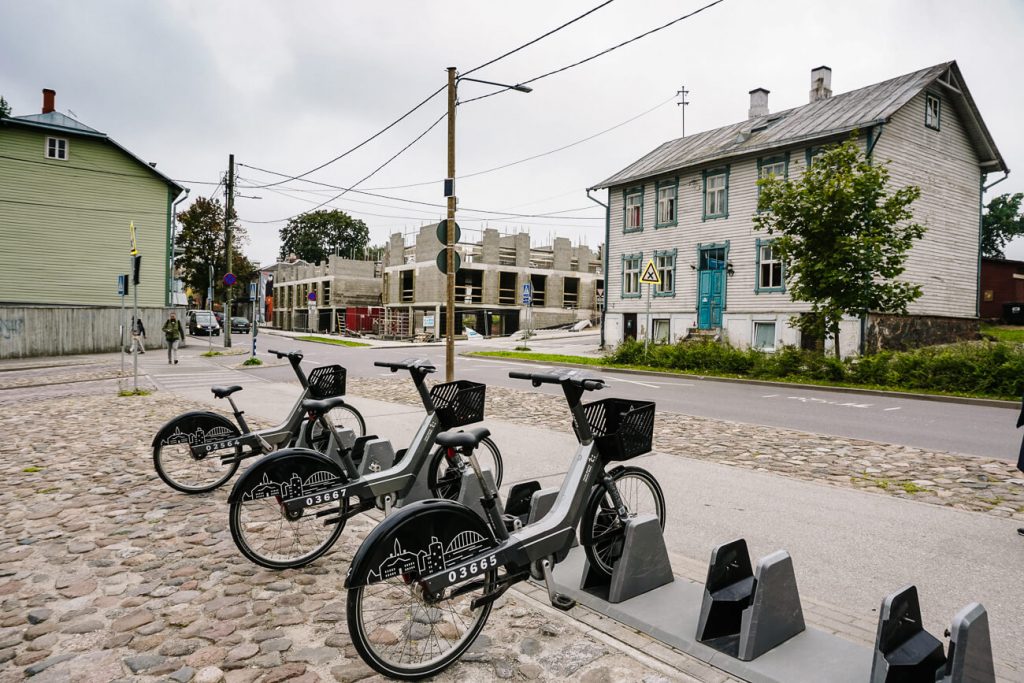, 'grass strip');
294,336,370,348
